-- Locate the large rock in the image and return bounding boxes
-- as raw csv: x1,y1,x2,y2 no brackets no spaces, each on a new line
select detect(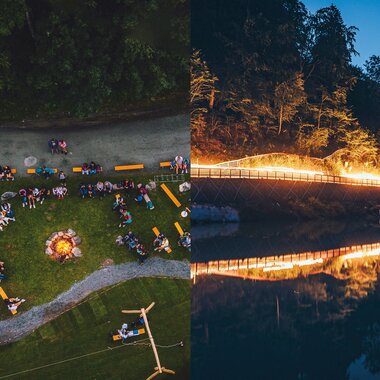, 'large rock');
58,231,64,237
1,192,17,201
67,229,76,237
45,247,53,255
73,236,81,245
72,247,82,257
